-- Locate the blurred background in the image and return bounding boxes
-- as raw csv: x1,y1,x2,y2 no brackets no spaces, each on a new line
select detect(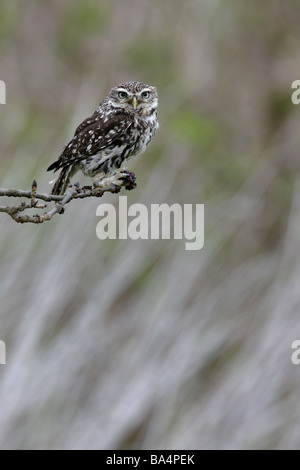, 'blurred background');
0,0,300,450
